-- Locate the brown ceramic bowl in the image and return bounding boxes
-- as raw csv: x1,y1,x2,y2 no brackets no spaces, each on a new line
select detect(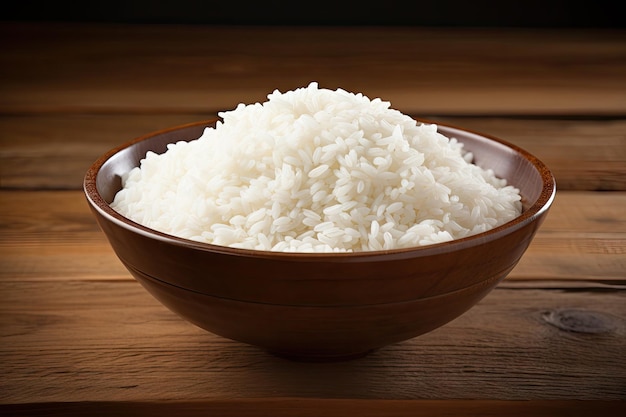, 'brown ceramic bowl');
84,119,555,360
